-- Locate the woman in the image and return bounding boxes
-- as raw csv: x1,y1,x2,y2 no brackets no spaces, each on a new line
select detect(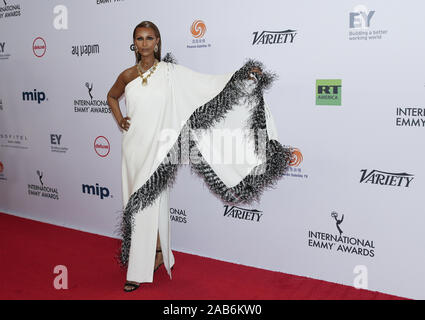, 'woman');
107,21,291,292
